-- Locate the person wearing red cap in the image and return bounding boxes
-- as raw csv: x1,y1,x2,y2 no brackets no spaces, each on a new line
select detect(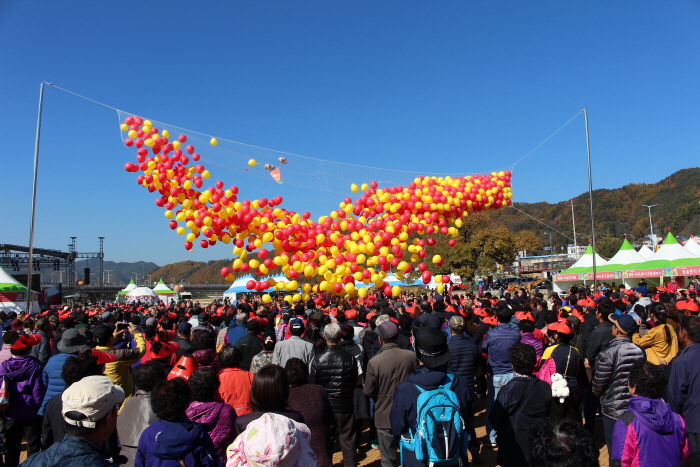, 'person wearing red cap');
540,321,582,422
0,332,46,466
